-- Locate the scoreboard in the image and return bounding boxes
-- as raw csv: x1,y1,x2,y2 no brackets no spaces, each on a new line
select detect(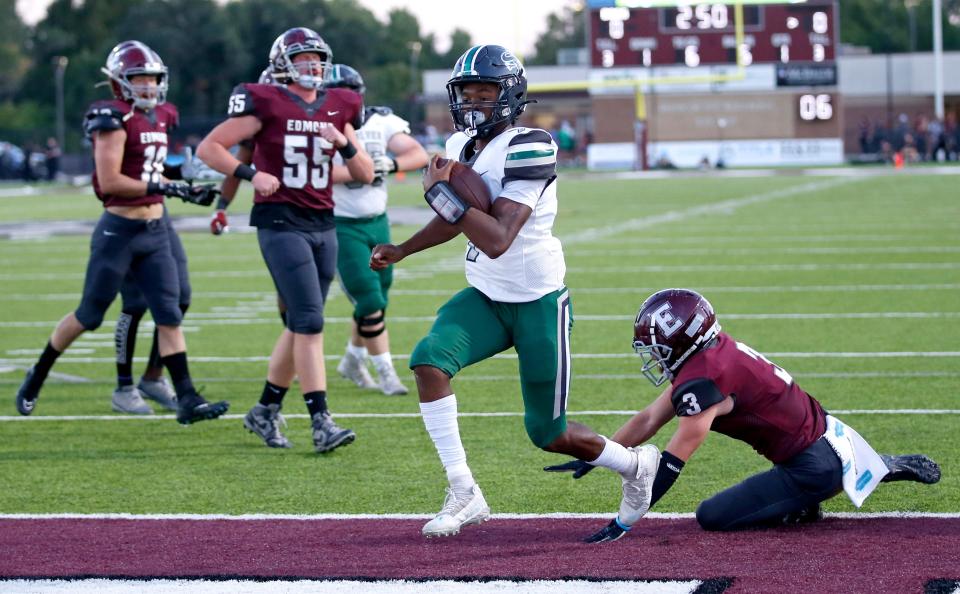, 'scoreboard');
589,1,837,69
